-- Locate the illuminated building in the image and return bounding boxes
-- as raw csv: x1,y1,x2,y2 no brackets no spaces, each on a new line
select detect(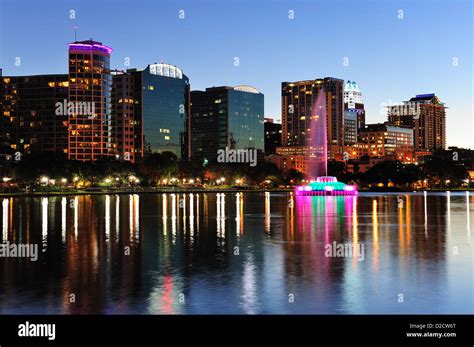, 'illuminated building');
343,80,365,145
387,94,446,151
281,77,344,159
264,118,281,155
190,85,264,162
0,72,69,154
111,70,143,163
358,123,414,161
68,40,114,161
127,63,190,159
